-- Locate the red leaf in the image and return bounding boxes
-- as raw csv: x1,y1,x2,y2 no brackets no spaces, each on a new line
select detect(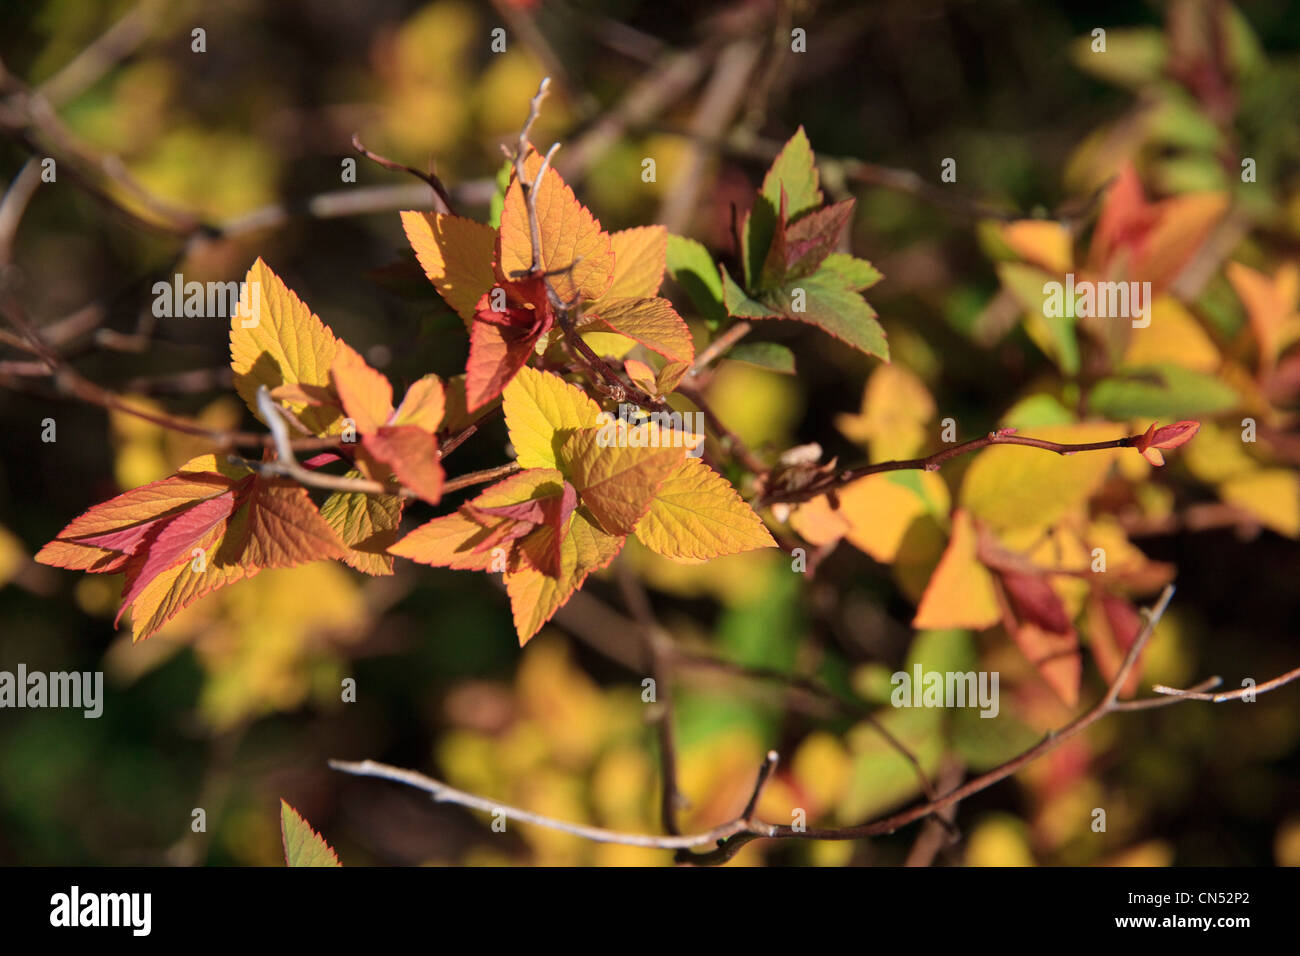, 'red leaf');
999,569,1073,633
